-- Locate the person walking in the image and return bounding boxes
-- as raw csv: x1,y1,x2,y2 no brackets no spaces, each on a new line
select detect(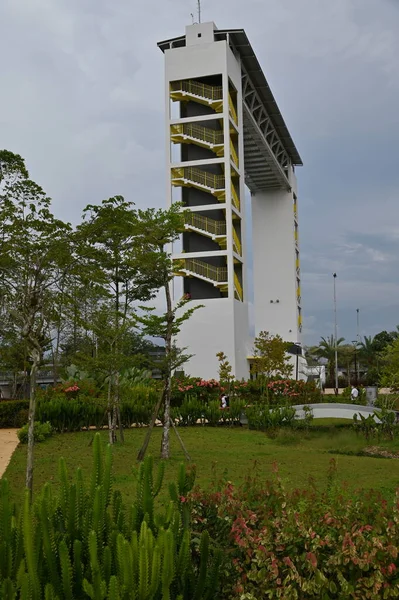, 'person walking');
351,385,359,402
